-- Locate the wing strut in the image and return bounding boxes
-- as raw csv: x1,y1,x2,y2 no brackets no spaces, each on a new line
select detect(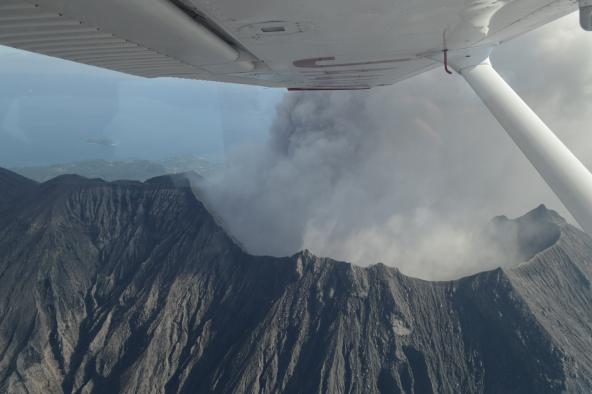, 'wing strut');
457,58,592,235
